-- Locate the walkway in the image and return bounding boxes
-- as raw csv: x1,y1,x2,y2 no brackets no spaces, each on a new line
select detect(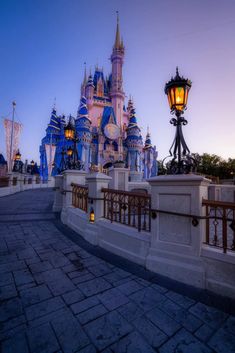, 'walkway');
0,189,234,353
